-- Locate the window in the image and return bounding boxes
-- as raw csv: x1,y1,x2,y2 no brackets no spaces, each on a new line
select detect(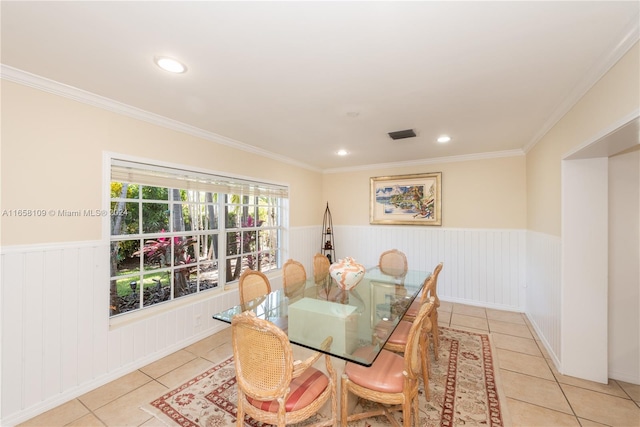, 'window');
109,159,287,317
